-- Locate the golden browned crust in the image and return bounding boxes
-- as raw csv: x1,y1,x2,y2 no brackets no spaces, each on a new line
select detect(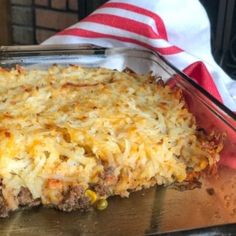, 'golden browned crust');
0,65,223,217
